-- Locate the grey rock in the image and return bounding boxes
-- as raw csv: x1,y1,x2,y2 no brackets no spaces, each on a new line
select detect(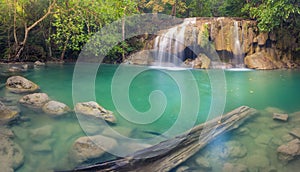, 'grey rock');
42,100,70,116
6,76,39,93
19,93,49,109
75,101,116,123
277,139,300,162
0,101,19,124
0,136,24,170
69,135,117,164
